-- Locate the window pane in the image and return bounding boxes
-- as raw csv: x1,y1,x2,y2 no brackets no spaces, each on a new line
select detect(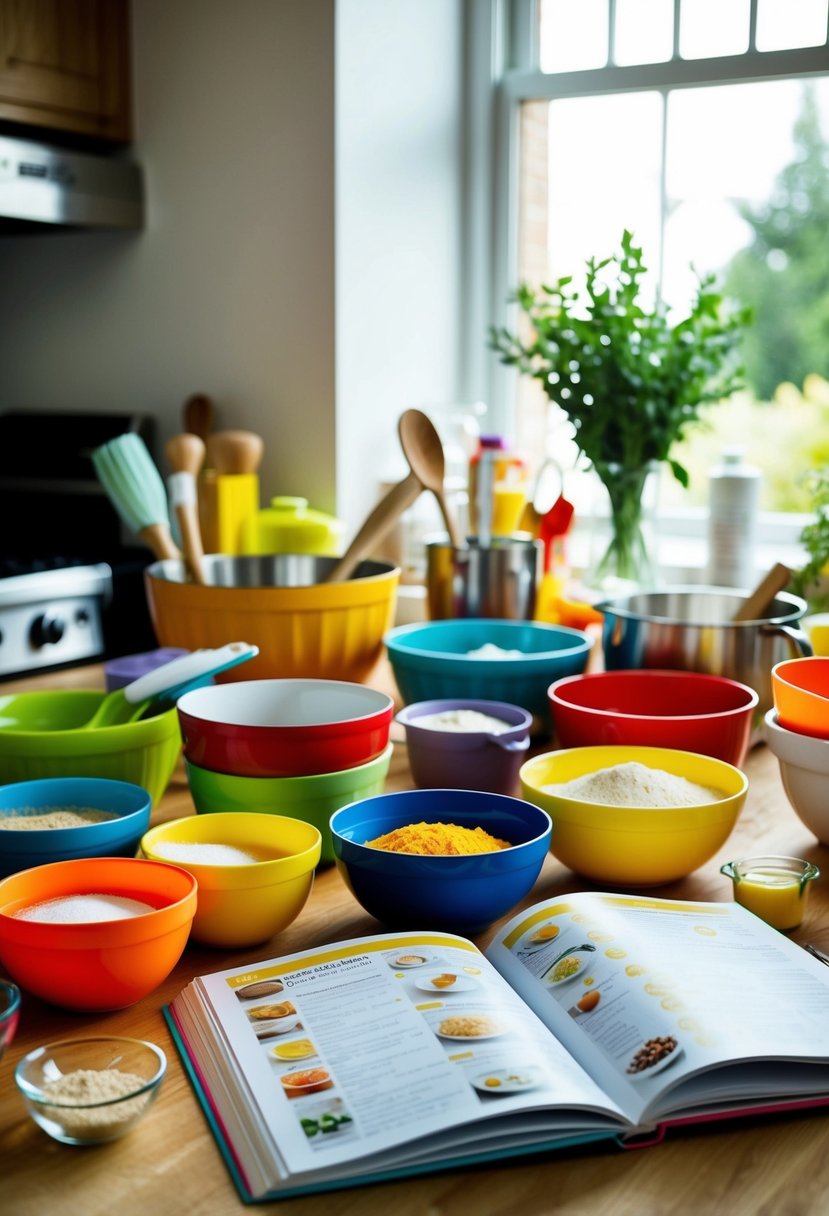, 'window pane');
539,0,609,73
756,0,829,51
679,0,750,59
615,0,674,65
